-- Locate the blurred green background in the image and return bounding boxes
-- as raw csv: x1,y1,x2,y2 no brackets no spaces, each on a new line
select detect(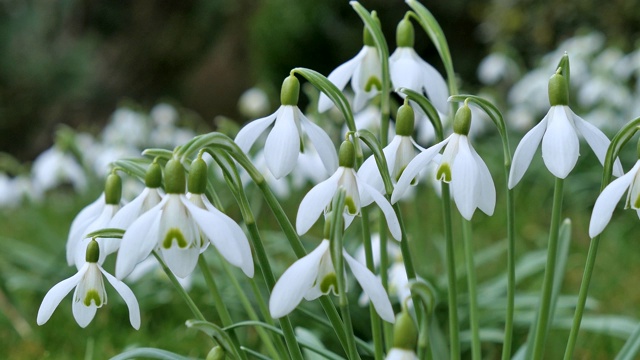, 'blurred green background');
2,0,640,359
